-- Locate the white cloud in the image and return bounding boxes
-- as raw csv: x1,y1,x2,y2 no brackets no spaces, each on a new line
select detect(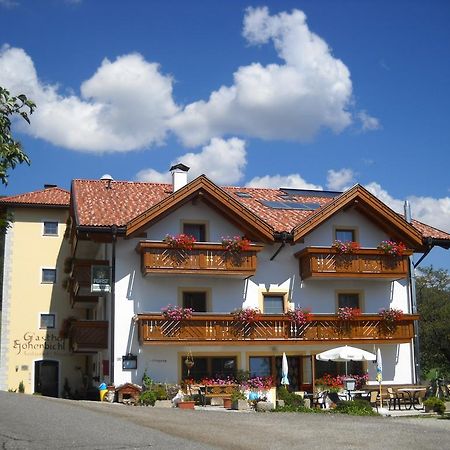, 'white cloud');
357,110,380,131
246,173,322,190
136,137,247,185
0,45,178,152
366,182,450,233
326,168,355,191
170,6,353,147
